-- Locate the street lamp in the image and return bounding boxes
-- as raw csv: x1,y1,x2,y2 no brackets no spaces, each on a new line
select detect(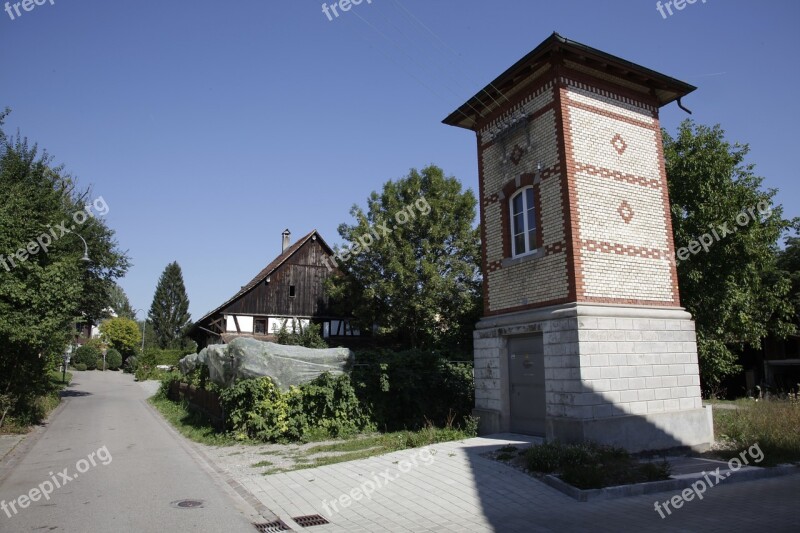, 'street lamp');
73,233,91,262
134,309,147,352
